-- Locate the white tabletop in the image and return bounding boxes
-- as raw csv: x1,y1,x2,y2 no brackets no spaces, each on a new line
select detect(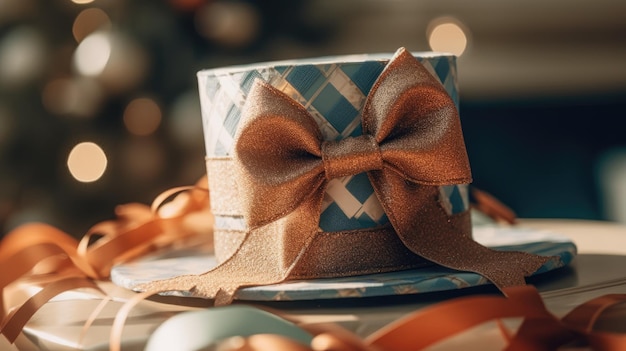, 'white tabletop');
519,218,626,255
